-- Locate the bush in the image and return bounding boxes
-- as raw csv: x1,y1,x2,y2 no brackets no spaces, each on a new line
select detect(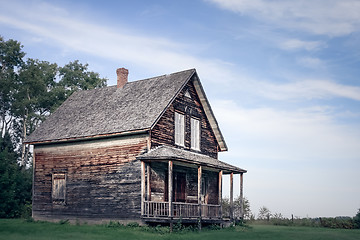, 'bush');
105,221,124,228
354,209,360,229
126,222,140,228
21,203,32,219
319,217,354,229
